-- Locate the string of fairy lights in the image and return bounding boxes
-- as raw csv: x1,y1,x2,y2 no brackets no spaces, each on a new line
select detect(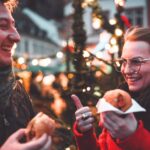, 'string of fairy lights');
13,51,65,71
69,0,129,101
13,0,129,100
81,0,128,68
13,0,128,74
